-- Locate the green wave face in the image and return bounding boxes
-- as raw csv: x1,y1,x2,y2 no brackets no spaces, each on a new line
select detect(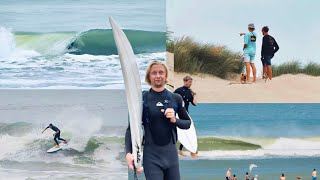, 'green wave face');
178,137,262,151
15,29,166,55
